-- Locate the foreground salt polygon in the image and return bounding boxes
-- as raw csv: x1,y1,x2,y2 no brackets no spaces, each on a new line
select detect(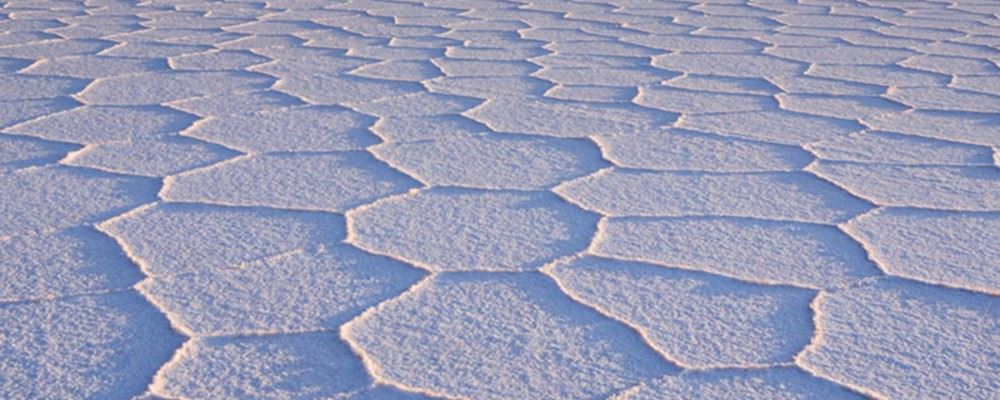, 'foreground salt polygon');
1,0,998,399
